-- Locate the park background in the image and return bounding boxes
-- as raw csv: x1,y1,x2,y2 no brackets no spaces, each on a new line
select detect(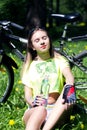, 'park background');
0,0,87,36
